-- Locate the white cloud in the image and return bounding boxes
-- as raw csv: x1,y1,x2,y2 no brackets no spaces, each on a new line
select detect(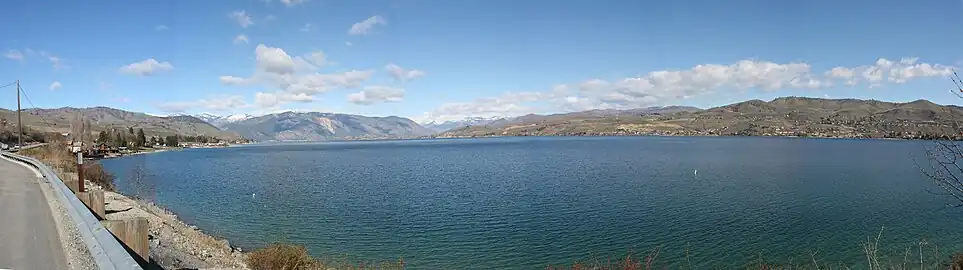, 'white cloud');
155,25,169,31
157,95,248,113
4,49,24,61
303,50,326,67
345,41,353,46
49,81,61,90
37,51,67,69
264,15,276,22
219,75,256,86
348,15,386,35
219,44,375,108
385,63,425,81
255,44,296,74
578,79,609,92
254,91,313,108
347,86,405,105
48,56,65,69
229,10,254,28
119,58,174,76
416,57,955,123
234,34,249,44
280,0,307,7
823,57,953,86
300,23,313,32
